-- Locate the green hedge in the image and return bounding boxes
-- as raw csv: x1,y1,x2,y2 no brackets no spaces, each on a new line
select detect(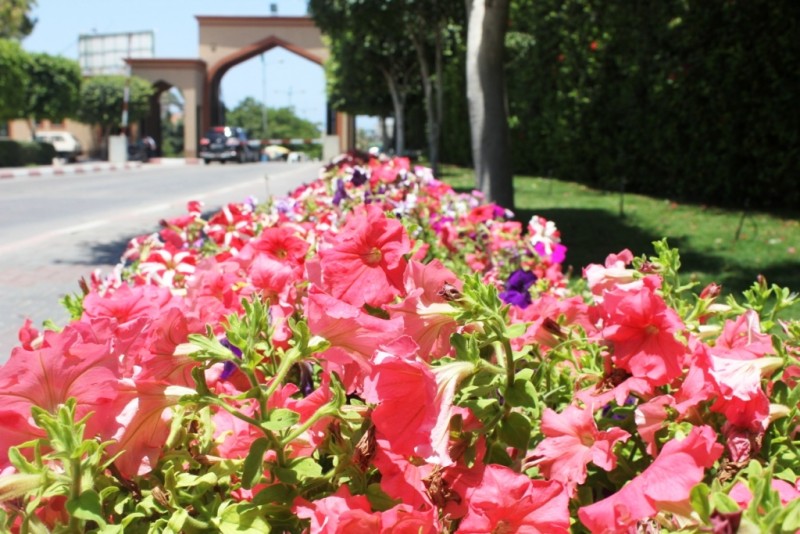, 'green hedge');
0,139,57,167
500,0,800,210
